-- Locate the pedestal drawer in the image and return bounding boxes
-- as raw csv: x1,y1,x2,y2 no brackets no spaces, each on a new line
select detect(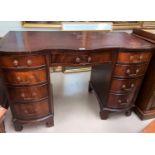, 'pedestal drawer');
117,52,151,64
110,78,142,93
113,63,148,78
13,99,50,119
0,55,46,68
107,93,134,109
3,68,47,85
8,84,48,102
